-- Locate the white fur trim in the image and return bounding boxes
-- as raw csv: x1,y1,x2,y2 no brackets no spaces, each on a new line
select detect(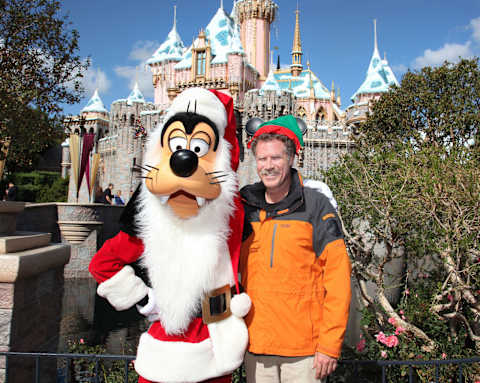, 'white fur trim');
163,88,227,136
230,293,251,318
303,179,338,210
137,135,238,334
97,266,148,311
135,315,247,382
